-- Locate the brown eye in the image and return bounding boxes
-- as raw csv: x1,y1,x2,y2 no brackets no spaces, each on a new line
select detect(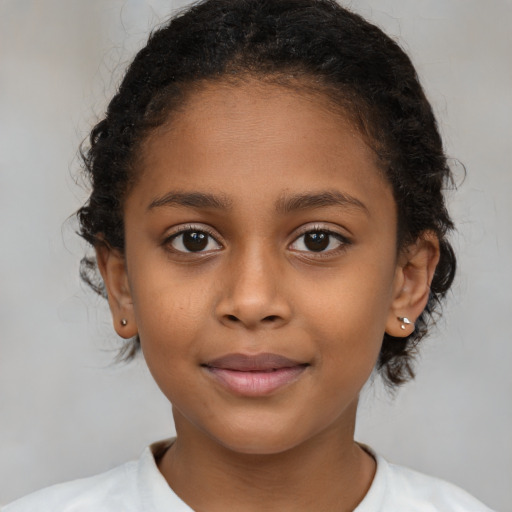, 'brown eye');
183,231,208,251
304,232,329,252
169,229,221,253
289,229,348,254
